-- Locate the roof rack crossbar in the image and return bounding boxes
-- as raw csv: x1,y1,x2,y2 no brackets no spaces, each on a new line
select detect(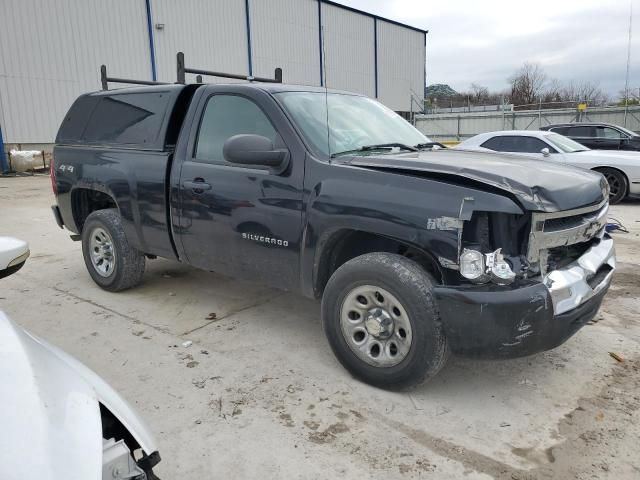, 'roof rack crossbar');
100,65,169,90
176,52,282,84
